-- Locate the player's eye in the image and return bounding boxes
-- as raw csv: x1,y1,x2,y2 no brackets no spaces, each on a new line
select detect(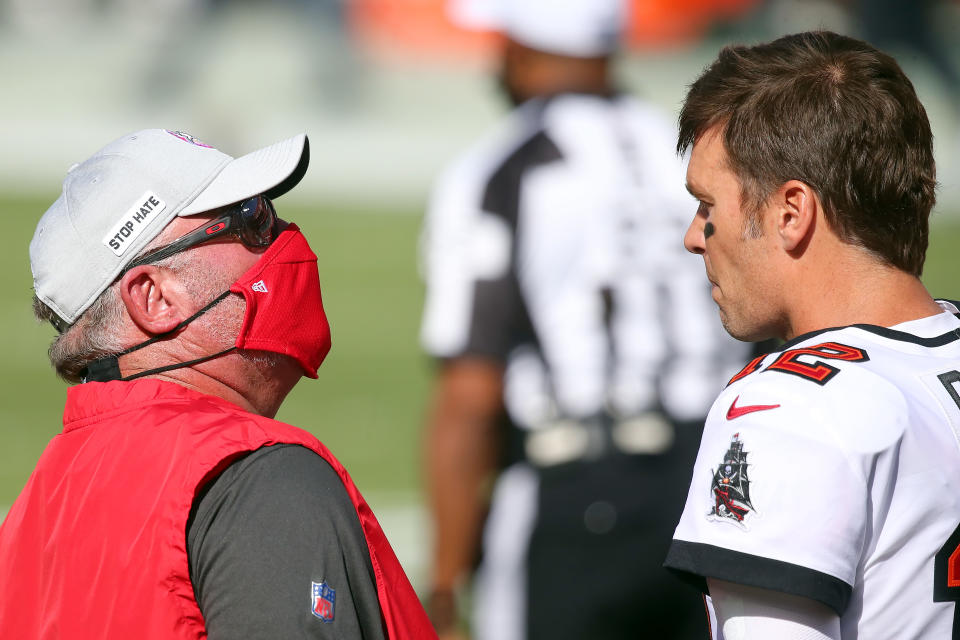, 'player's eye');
696,200,712,216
